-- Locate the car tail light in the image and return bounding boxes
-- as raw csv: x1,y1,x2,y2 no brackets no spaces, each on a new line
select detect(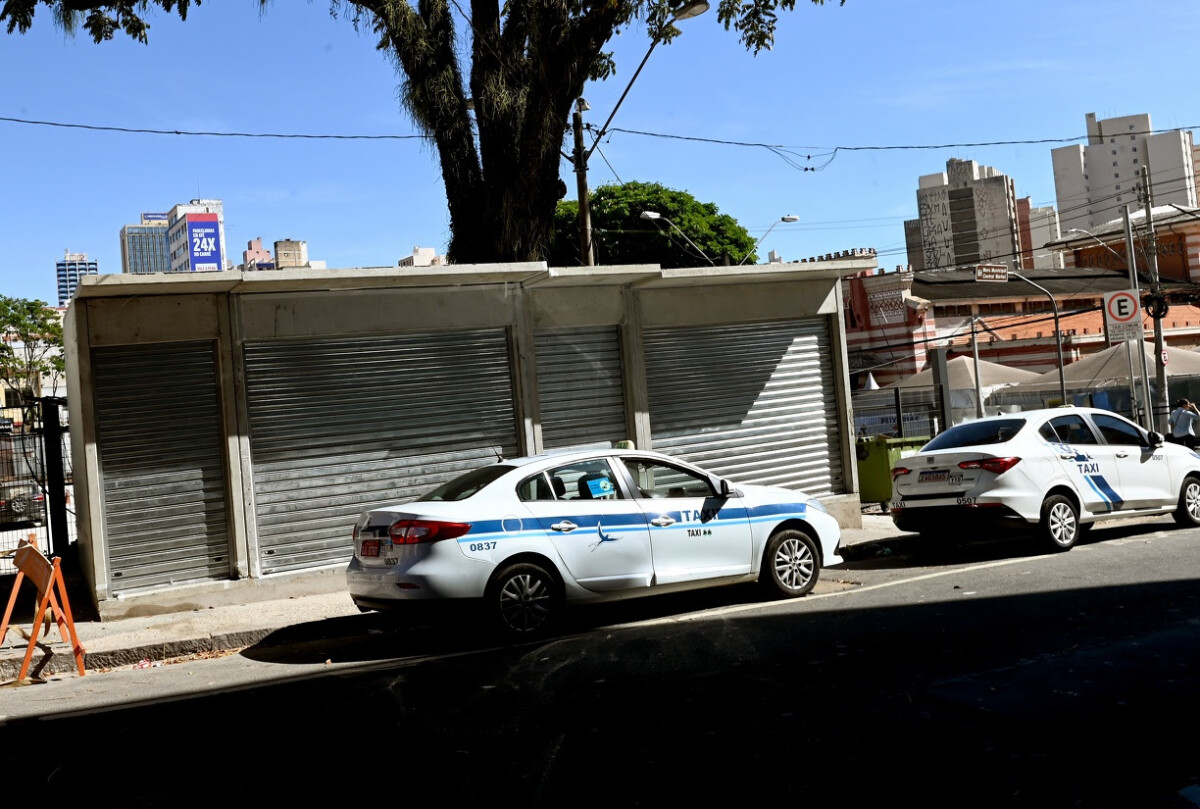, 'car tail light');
891,467,911,480
958,457,1022,475
388,519,472,544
